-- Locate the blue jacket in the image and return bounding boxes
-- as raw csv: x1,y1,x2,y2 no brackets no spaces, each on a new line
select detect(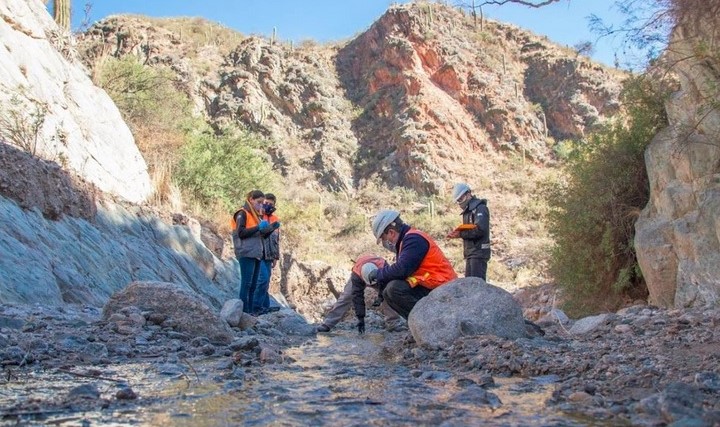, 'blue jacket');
376,224,429,286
